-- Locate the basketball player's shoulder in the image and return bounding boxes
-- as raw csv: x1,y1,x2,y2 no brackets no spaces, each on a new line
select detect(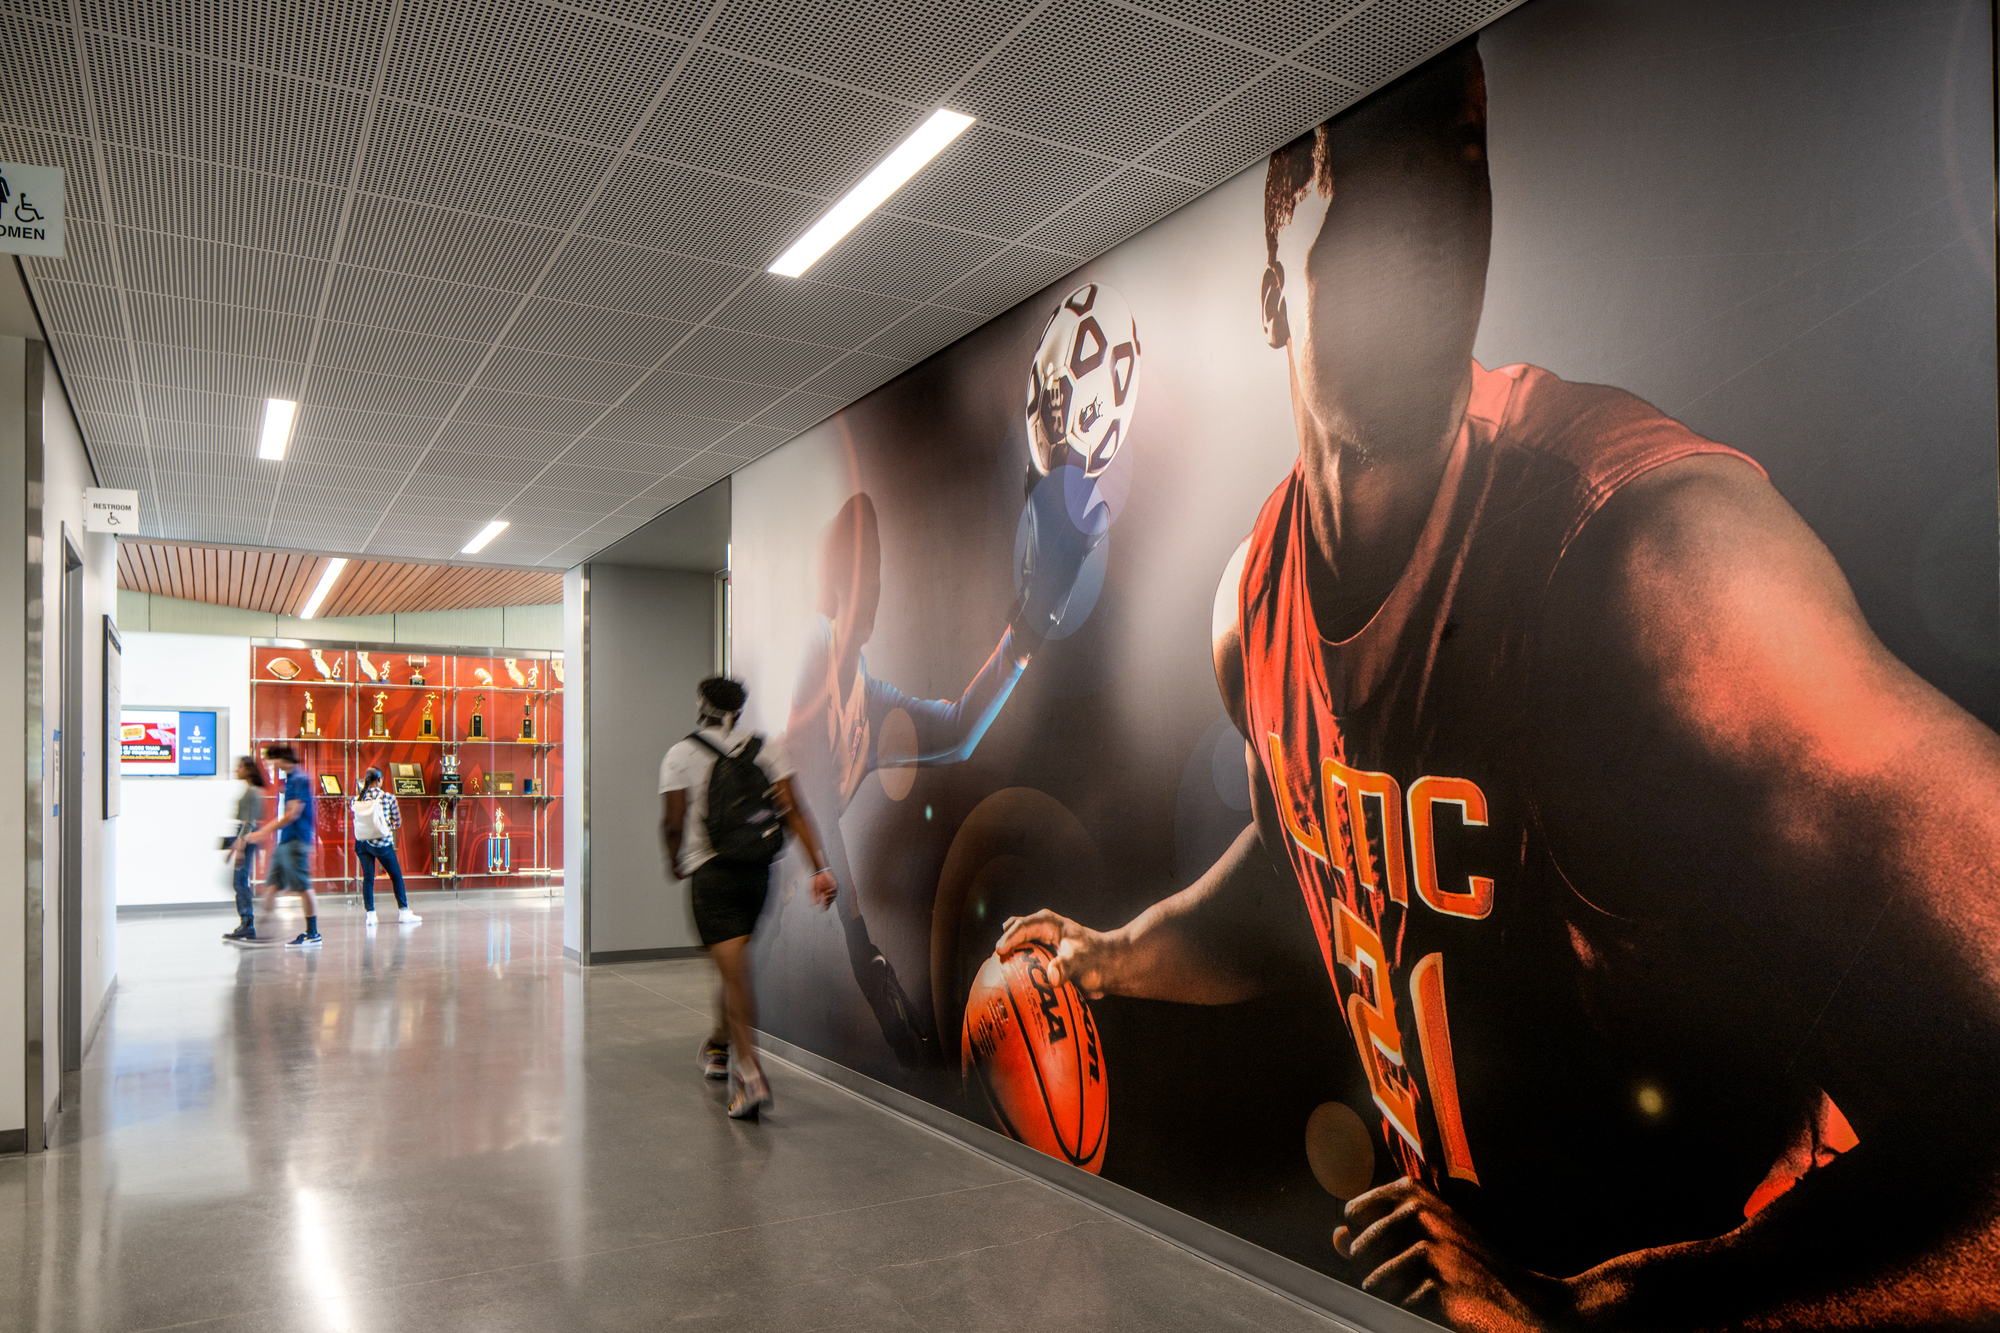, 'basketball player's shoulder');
1213,537,1252,735
1488,362,1709,469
